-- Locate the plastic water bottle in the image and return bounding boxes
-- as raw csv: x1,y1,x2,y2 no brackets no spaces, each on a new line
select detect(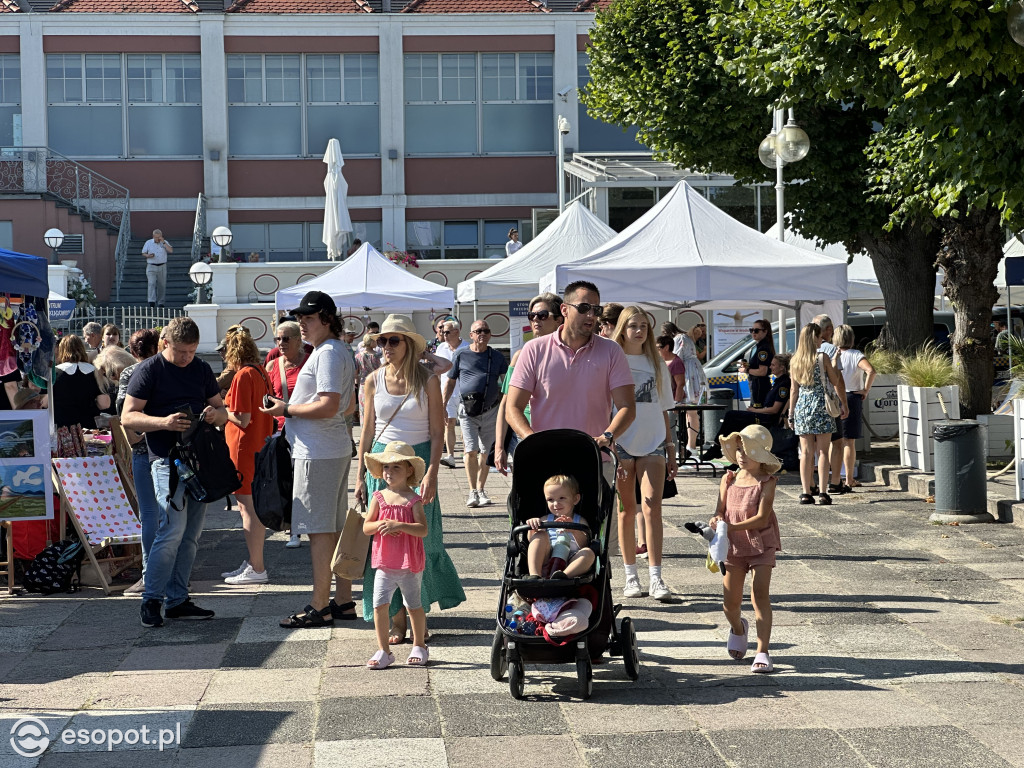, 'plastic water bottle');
174,459,207,502
548,530,572,574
